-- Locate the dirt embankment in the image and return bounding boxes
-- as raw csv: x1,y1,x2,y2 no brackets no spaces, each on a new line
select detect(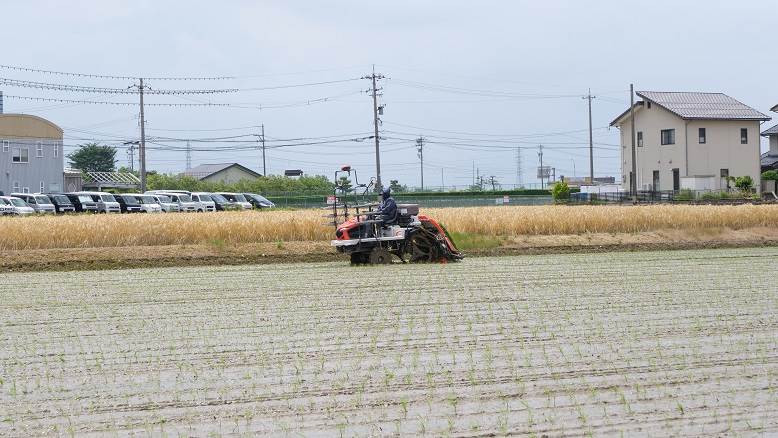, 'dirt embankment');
3,226,778,273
